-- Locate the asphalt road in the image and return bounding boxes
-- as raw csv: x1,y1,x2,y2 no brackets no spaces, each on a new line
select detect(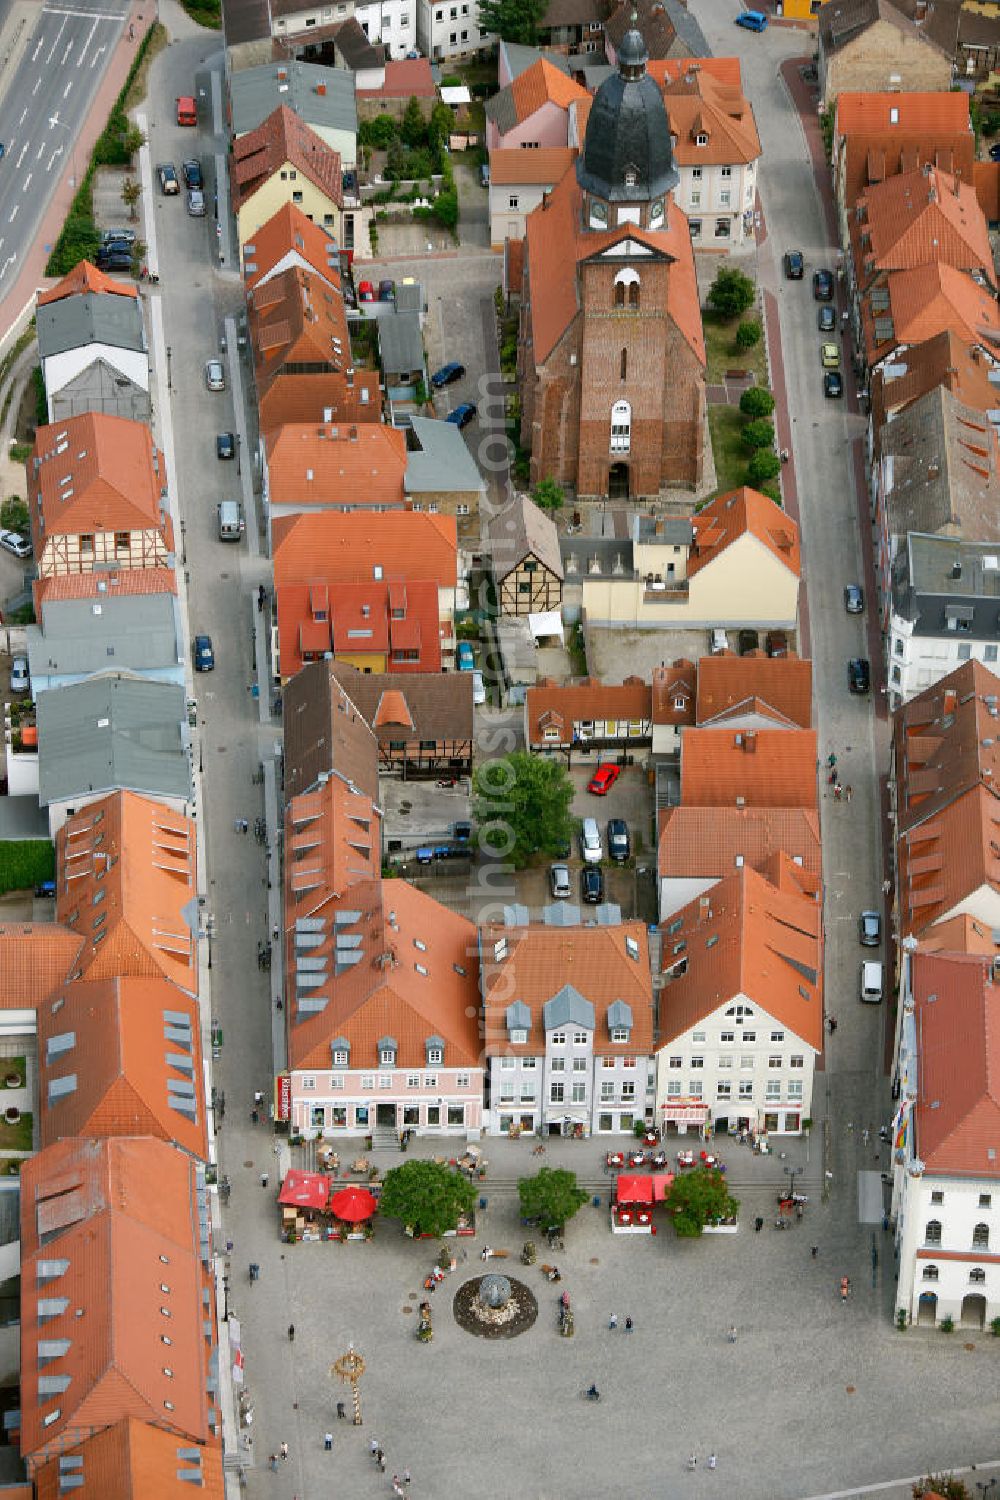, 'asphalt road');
0,0,129,297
